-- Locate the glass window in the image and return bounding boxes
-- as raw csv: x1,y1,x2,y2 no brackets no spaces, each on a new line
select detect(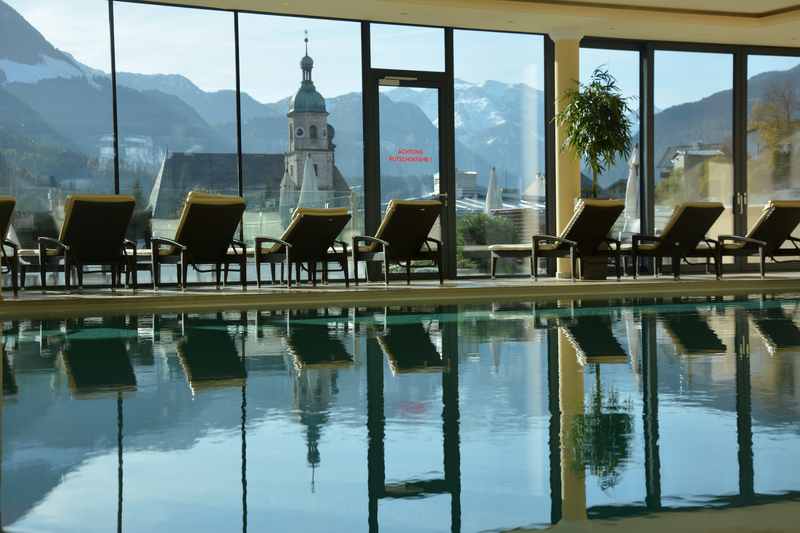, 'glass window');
654,50,734,239
747,55,800,231
239,14,364,279
0,0,113,257
114,3,238,285
370,23,445,72
580,48,640,239
452,30,545,276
